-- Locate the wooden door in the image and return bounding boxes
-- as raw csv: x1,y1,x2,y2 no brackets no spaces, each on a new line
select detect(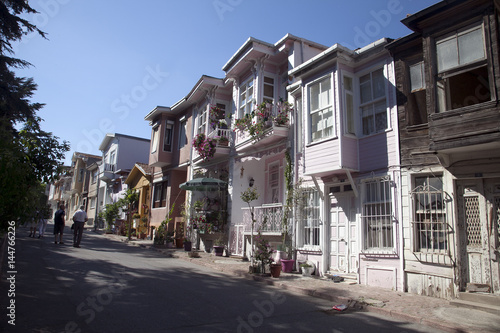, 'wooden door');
329,194,357,273
458,179,499,292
